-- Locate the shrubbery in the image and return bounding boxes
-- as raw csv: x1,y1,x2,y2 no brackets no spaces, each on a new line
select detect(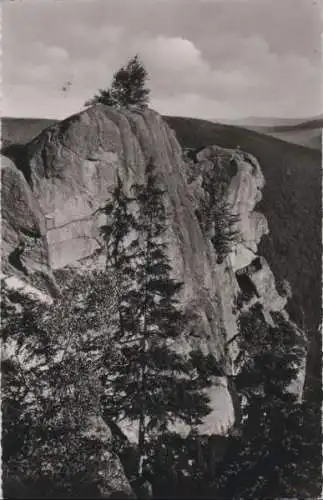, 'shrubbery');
2,273,116,497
